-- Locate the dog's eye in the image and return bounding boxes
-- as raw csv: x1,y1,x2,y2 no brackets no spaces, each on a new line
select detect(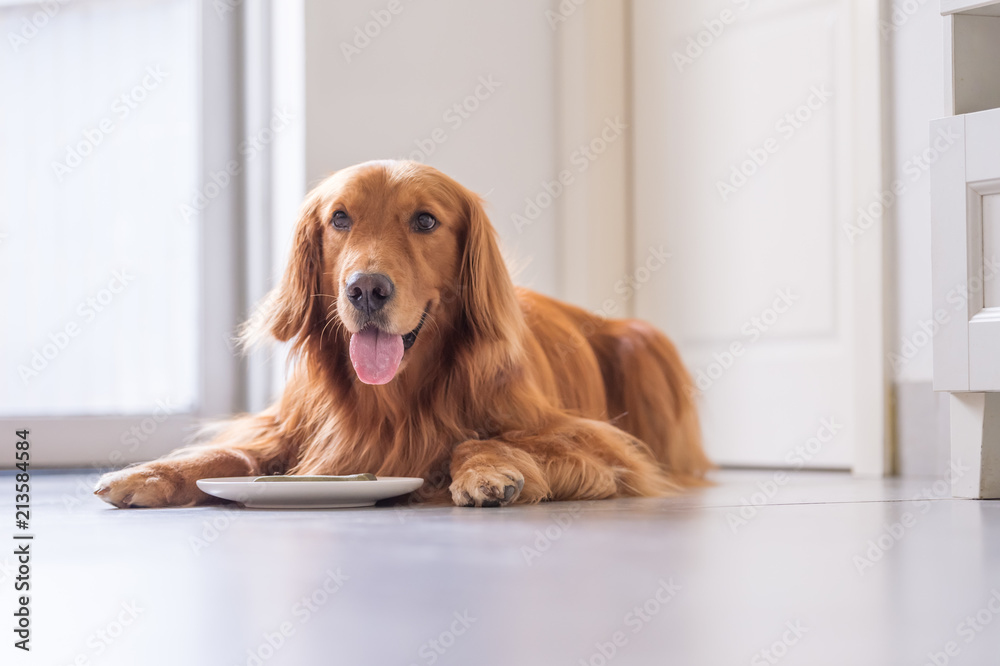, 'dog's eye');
331,210,352,230
413,212,438,233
